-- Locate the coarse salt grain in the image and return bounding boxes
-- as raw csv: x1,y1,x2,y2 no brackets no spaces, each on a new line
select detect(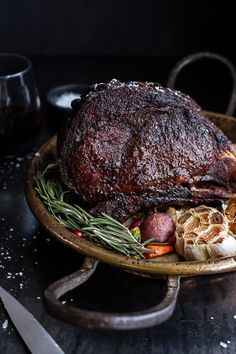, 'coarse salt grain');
220,342,227,348
55,92,81,108
2,320,8,330
234,315,236,319
210,316,214,320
